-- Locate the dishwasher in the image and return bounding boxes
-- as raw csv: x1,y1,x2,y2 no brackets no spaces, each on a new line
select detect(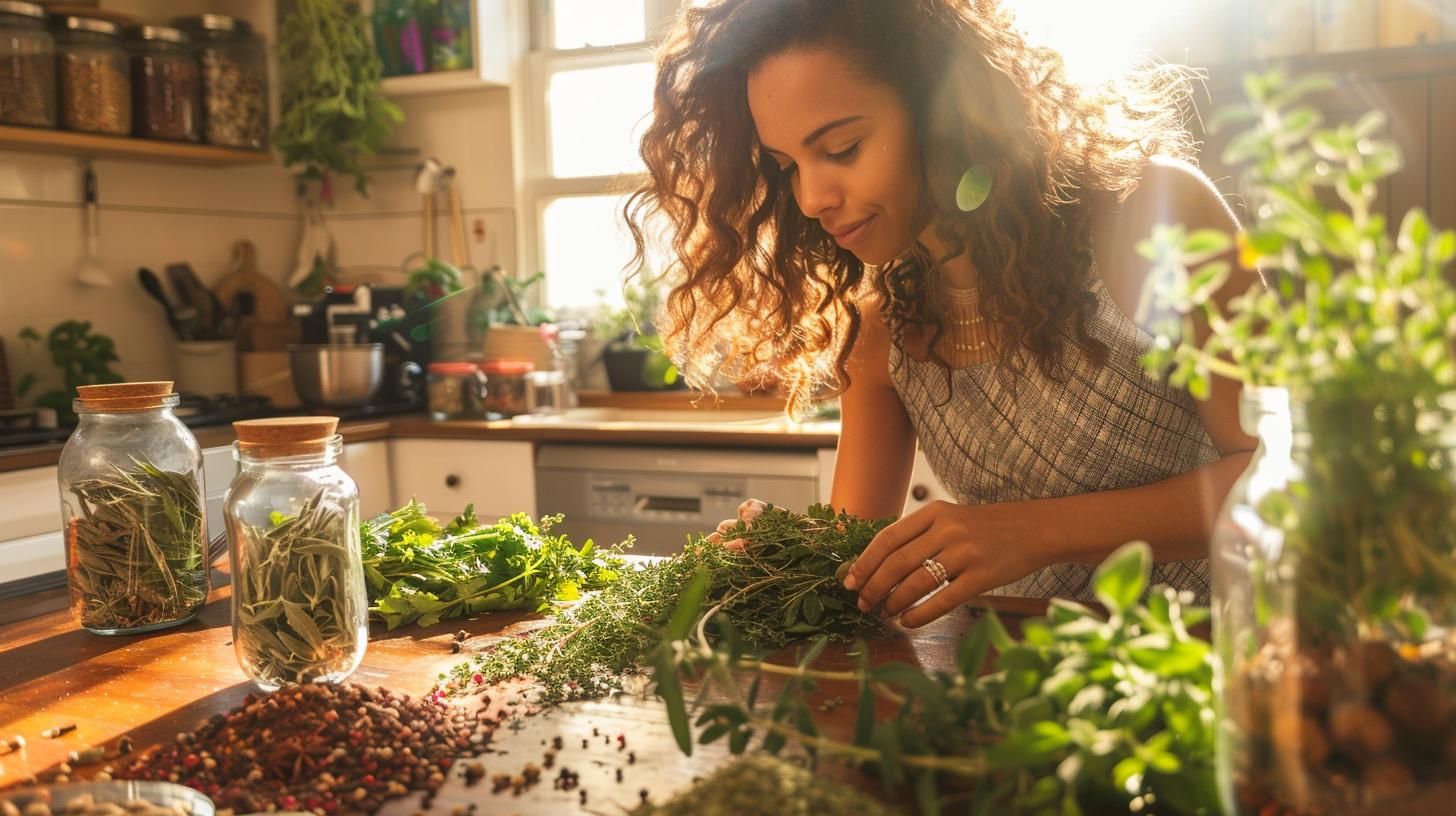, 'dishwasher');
535,444,822,555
